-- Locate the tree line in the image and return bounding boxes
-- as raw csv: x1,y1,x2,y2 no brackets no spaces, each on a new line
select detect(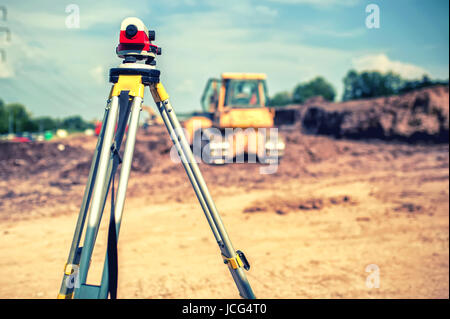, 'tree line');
0,100,94,134
268,70,449,106
2,69,448,134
